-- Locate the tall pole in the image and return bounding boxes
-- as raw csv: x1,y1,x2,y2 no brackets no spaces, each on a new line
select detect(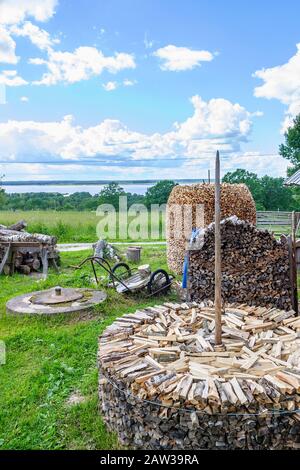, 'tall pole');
292,211,296,245
215,151,222,346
